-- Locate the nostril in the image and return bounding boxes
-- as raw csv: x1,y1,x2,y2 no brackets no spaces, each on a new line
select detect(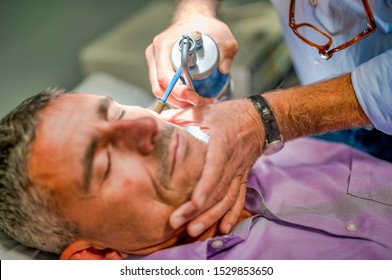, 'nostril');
137,135,156,155
111,117,159,155
134,118,158,155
